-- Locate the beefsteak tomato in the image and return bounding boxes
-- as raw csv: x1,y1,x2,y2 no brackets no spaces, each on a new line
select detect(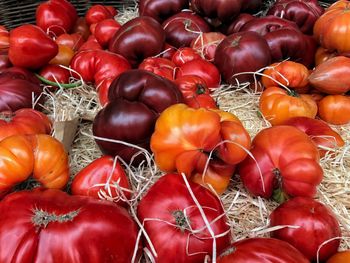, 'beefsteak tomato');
139,57,176,80
238,125,323,202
